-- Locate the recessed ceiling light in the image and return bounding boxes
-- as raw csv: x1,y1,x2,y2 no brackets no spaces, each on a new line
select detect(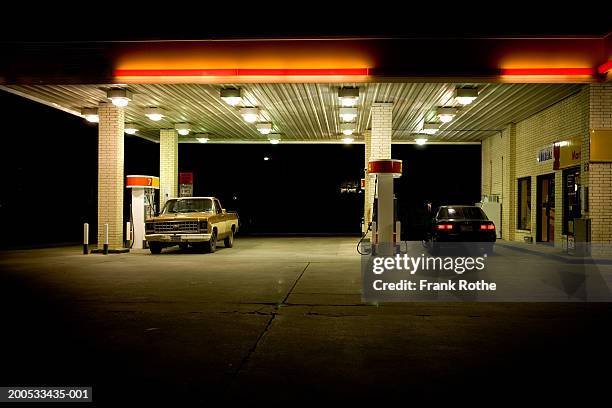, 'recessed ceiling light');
263,156,270,161
455,88,478,105
339,107,358,122
268,135,281,144
341,123,355,136
437,107,457,123
107,88,133,107
415,138,428,145
240,107,259,123
256,122,273,135
124,123,138,134
342,137,354,144
175,123,191,136
81,108,99,123
338,87,359,107
220,88,242,106
195,133,209,143
144,107,165,121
